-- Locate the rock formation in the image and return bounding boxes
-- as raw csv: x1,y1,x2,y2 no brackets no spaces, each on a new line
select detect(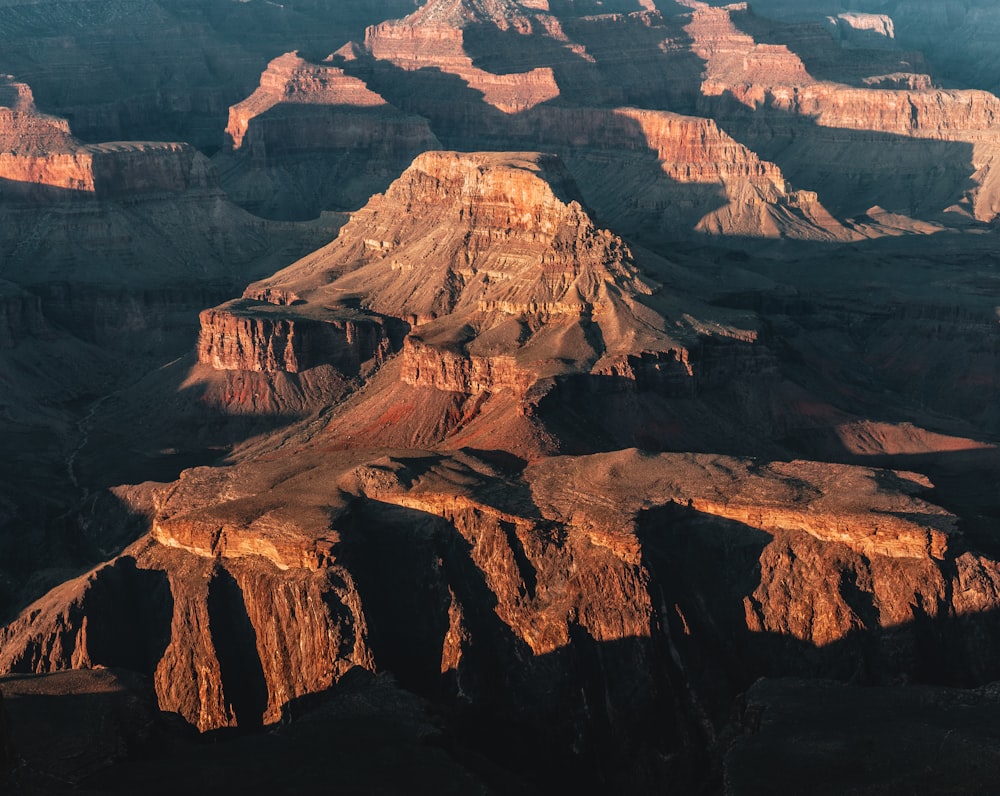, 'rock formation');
687,3,1000,221
218,51,440,218
4,0,1000,792
0,78,215,199
195,150,776,435
0,0,420,146
3,446,999,789
364,0,562,113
